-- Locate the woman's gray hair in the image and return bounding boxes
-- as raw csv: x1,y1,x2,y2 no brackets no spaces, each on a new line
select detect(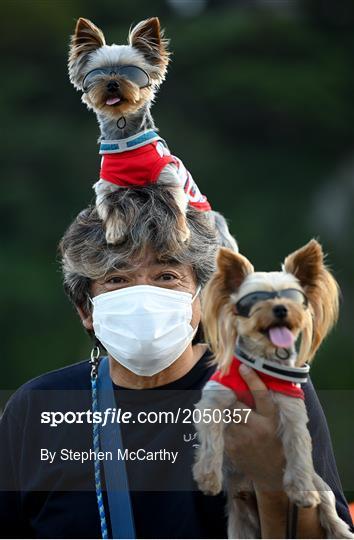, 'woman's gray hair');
59,185,237,314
